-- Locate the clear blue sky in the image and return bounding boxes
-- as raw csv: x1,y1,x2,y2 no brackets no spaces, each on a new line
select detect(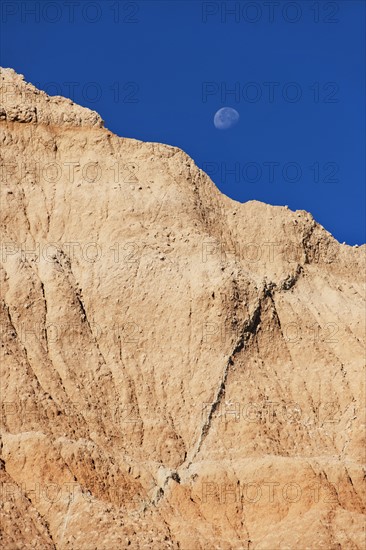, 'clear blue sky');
1,0,365,244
